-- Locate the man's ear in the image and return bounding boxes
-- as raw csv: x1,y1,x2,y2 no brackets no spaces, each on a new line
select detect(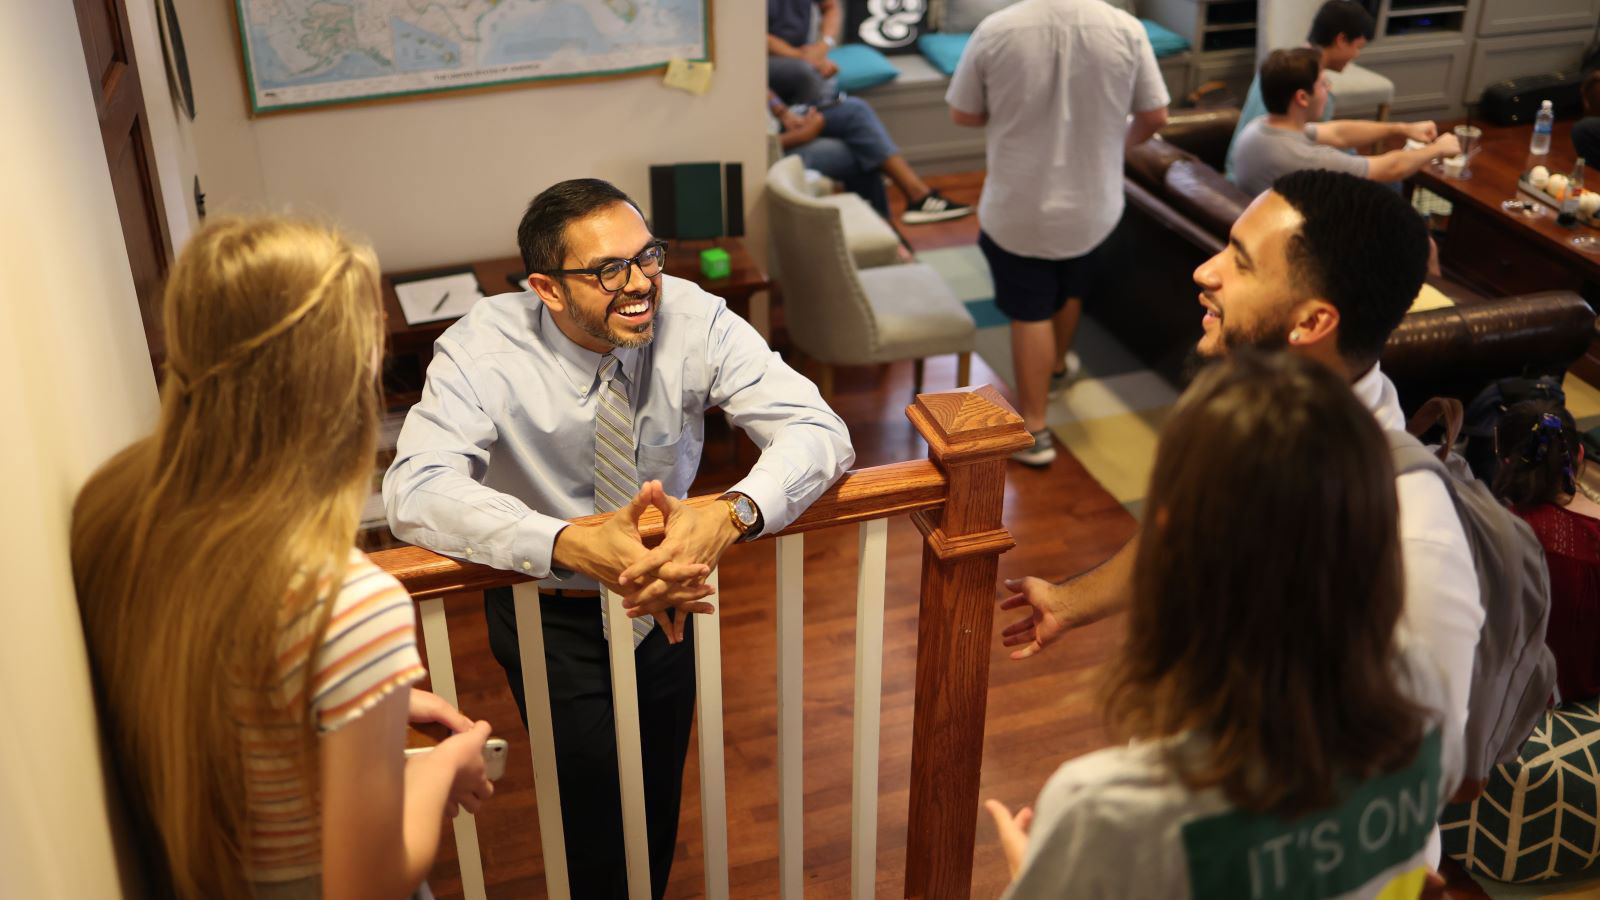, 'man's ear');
527,272,567,312
1295,88,1312,110
1287,299,1339,347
